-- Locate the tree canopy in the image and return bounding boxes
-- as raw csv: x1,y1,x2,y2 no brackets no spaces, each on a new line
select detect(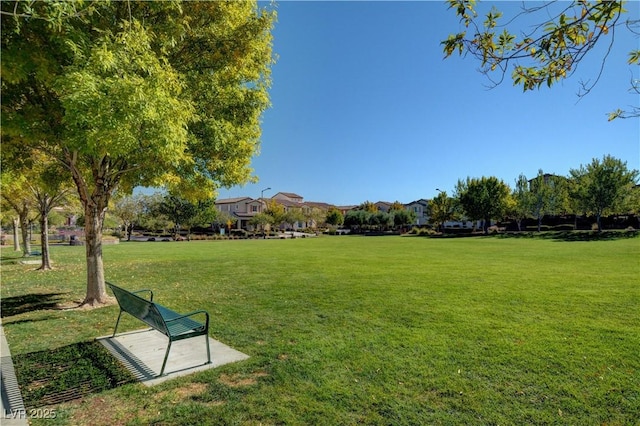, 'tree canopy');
1,0,276,305
325,207,344,227
456,176,510,233
442,0,639,120
428,191,458,232
569,155,638,231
